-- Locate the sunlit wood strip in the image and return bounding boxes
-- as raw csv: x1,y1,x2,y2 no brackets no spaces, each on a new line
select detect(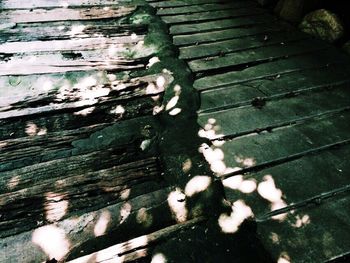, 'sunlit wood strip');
0,6,136,23
1,0,133,9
